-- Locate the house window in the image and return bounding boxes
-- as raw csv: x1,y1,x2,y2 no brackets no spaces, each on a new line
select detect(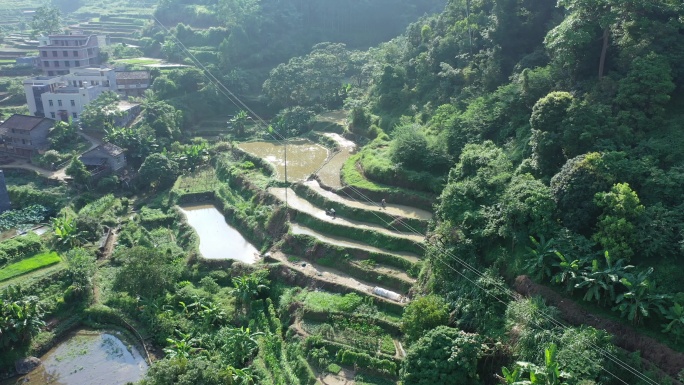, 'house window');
48,100,54,107
21,139,26,145
42,51,47,57
73,50,78,57
58,100,62,107
65,61,70,67
54,61,59,67
48,71,54,76
75,60,80,67
44,61,50,67
72,112,78,119
50,112,56,119
70,100,75,106
10,129,15,133
52,51,57,57
63,50,68,57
